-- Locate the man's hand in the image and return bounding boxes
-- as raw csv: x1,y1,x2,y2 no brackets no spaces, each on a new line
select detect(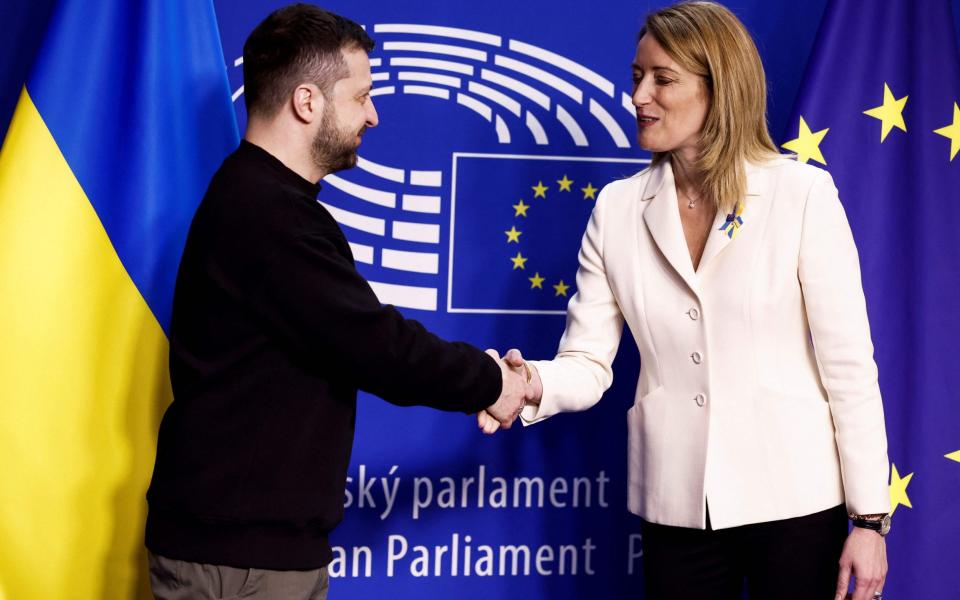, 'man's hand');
835,527,887,600
503,348,541,405
482,349,528,429
477,349,538,435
